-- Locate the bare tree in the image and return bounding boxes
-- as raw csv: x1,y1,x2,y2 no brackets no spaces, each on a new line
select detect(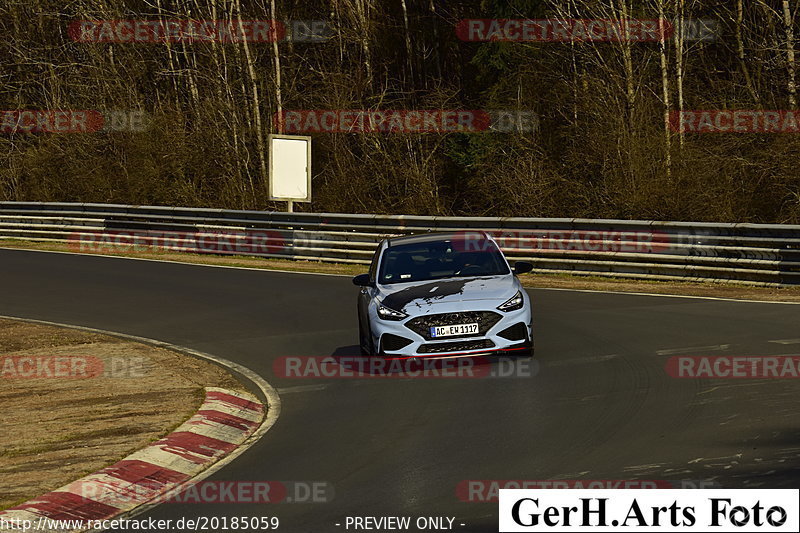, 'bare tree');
268,0,284,132
735,0,759,103
783,0,797,108
656,0,672,179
